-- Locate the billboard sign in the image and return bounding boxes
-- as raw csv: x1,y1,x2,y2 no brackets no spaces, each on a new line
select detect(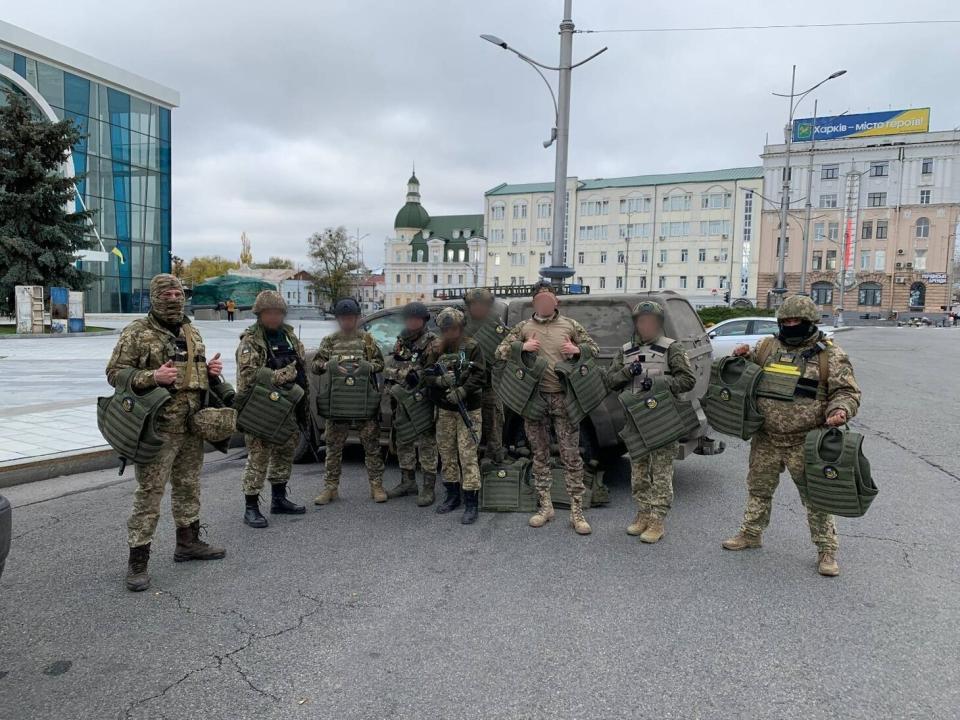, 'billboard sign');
793,108,930,142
